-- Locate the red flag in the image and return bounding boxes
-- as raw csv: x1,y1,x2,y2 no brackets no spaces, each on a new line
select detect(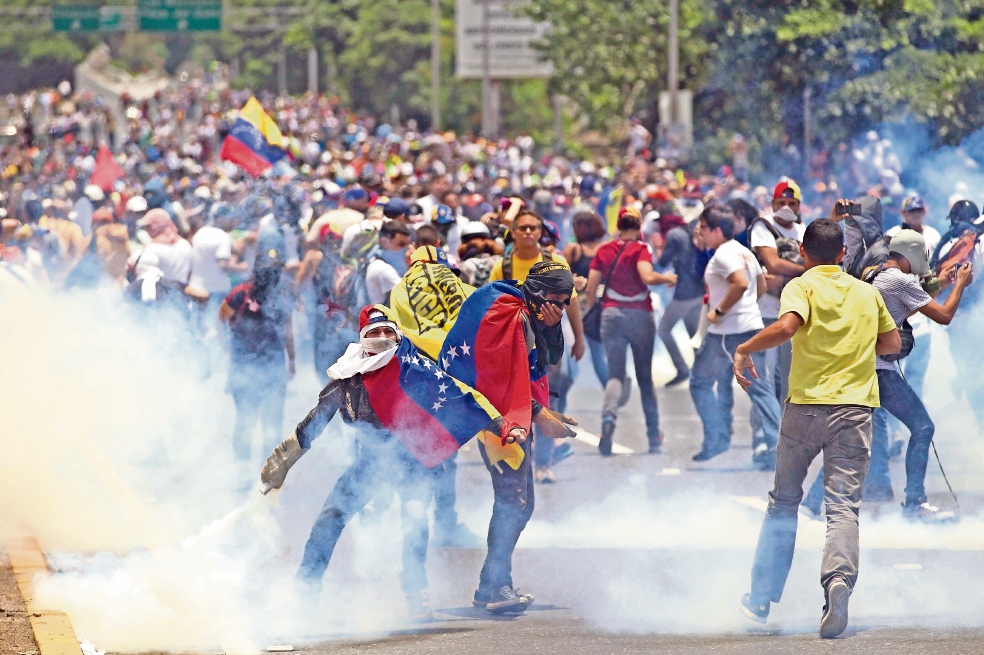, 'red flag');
90,145,124,192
